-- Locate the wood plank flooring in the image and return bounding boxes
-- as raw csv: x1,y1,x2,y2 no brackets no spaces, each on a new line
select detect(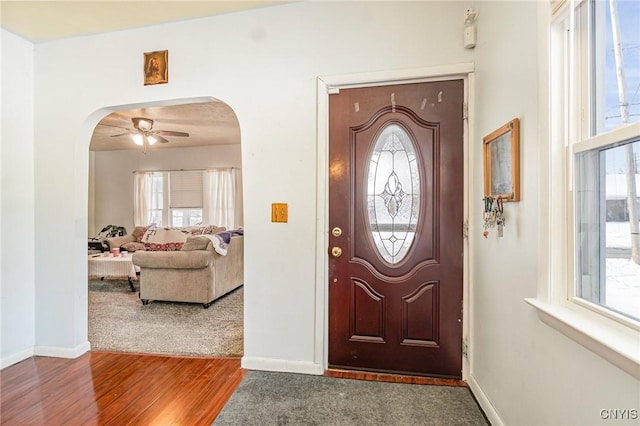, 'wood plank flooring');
0,352,244,425
325,368,468,387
